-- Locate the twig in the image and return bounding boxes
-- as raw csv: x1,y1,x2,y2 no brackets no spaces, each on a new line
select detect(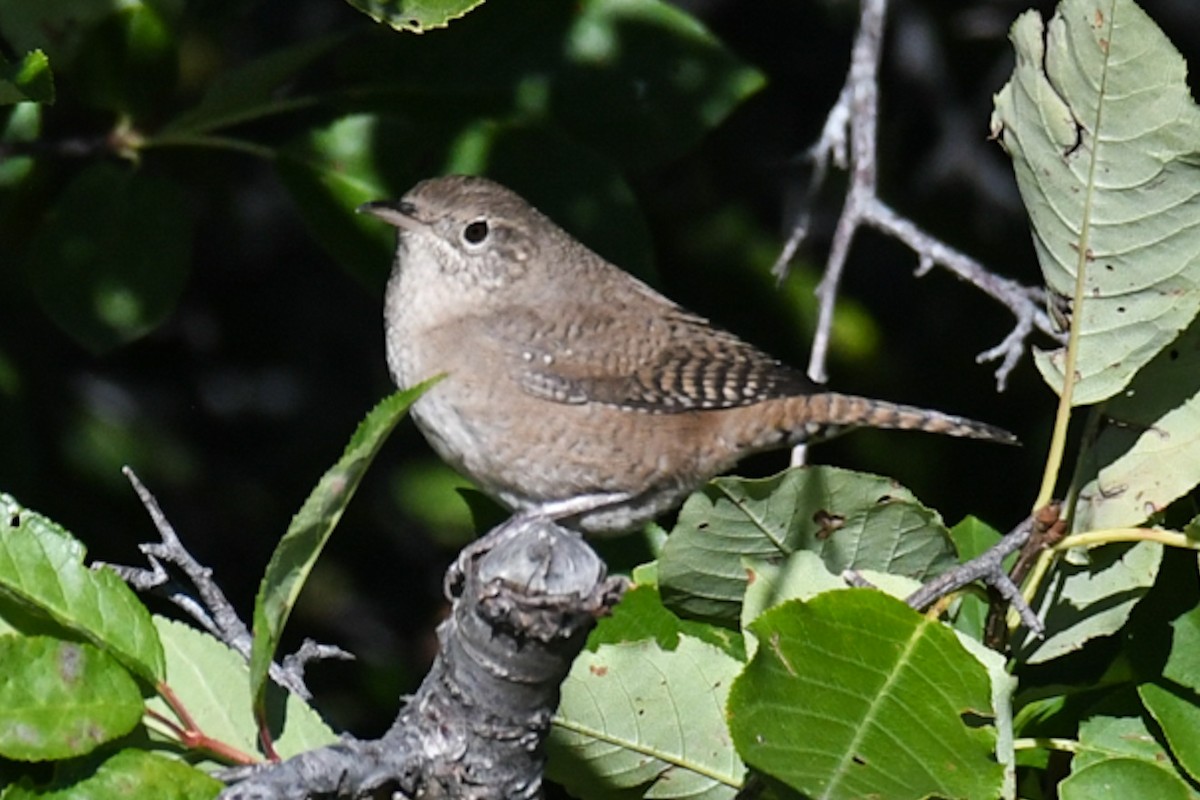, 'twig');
773,0,1060,395
100,467,340,700
902,508,1048,638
